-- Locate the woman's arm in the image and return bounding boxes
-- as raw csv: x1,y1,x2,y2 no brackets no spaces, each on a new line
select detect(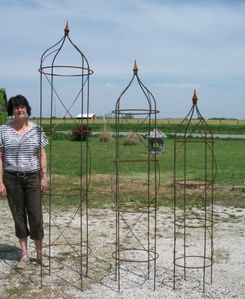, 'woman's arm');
39,148,48,192
0,148,6,197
